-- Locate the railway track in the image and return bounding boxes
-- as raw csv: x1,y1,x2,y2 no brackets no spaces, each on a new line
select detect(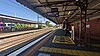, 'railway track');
0,28,50,39
7,29,56,56
0,28,54,52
